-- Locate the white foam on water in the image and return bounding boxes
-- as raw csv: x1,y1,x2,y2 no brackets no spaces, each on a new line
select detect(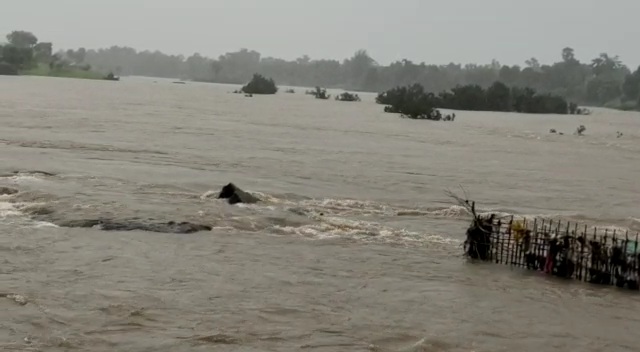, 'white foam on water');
33,221,59,228
199,190,217,200
270,215,461,246
0,199,58,228
0,201,22,217
3,175,44,183
397,205,471,218
206,191,636,246
301,198,396,216
235,203,278,211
